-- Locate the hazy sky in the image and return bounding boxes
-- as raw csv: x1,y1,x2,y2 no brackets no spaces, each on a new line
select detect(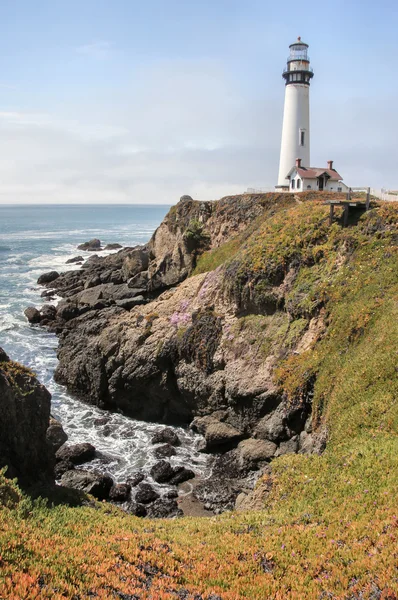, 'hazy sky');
0,0,396,204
